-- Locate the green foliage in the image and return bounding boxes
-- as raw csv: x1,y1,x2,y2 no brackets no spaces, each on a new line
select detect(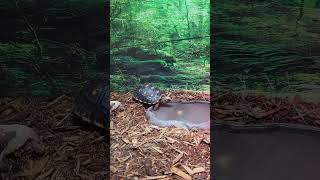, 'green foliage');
0,43,35,62
111,0,209,57
110,74,141,92
0,0,106,97
215,39,317,74
213,0,320,96
0,42,98,97
111,0,210,92
294,73,320,83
